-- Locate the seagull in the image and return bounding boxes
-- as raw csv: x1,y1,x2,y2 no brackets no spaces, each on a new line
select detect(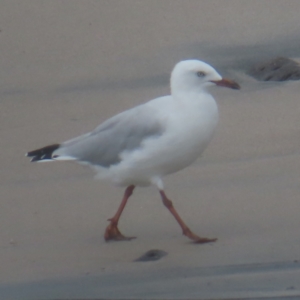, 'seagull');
26,60,240,243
